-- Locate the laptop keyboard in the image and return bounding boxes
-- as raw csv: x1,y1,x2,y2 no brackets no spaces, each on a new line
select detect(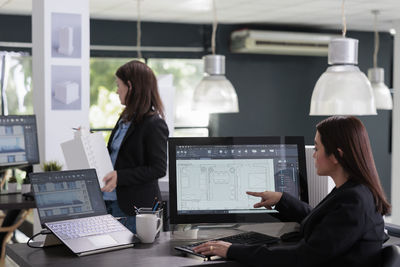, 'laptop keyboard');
46,215,126,240
175,231,280,258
